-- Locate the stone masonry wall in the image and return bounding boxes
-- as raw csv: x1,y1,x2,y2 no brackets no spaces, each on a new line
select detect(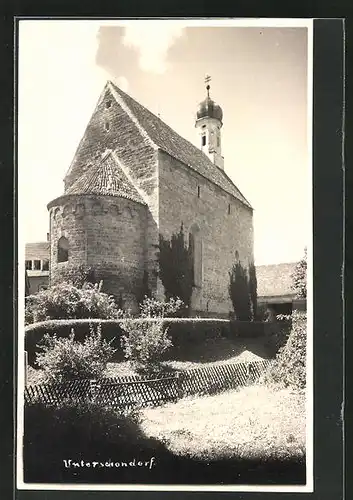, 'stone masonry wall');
62,84,160,293
158,150,254,315
49,194,147,312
